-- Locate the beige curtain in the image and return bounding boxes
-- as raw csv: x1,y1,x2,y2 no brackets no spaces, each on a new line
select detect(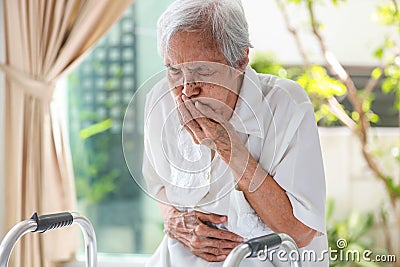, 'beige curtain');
0,0,134,266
